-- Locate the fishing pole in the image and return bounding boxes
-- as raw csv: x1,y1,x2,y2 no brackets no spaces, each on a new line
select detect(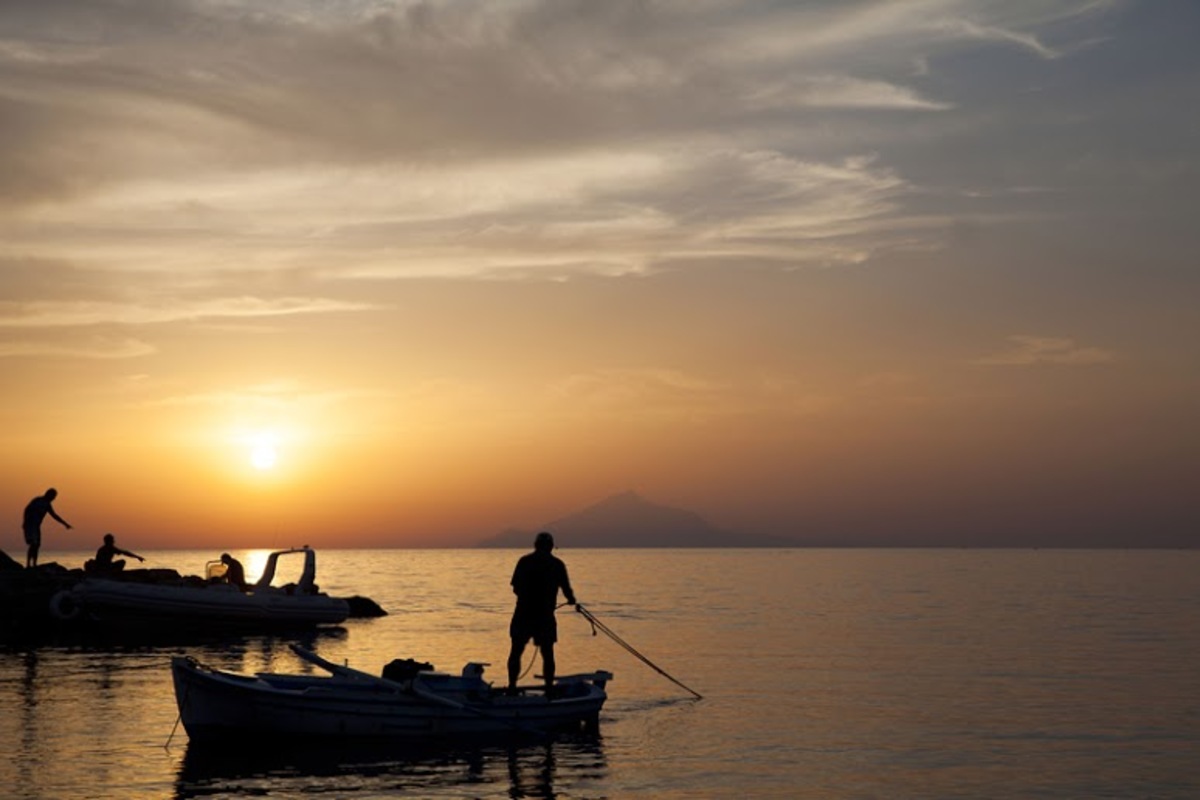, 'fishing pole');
573,603,703,700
